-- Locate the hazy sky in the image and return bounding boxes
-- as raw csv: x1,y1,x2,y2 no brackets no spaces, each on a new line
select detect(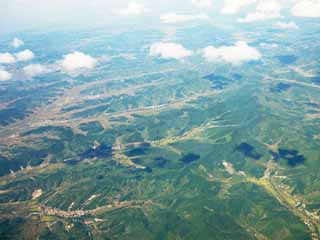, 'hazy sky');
0,0,201,32
0,0,319,33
